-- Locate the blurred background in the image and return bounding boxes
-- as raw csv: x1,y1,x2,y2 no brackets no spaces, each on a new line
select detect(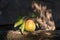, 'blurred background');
0,0,60,40
0,0,60,29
